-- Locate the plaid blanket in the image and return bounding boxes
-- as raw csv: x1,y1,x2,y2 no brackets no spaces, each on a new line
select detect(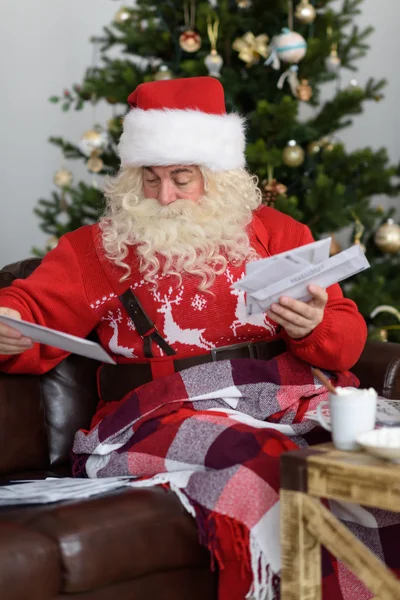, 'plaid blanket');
72,352,398,600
